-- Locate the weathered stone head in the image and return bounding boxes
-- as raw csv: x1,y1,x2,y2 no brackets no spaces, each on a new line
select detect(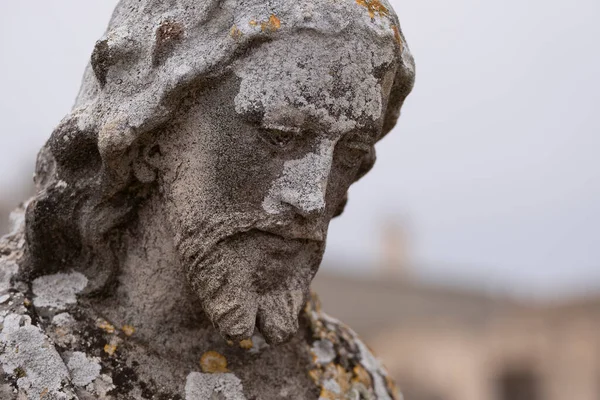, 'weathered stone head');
24,0,414,345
